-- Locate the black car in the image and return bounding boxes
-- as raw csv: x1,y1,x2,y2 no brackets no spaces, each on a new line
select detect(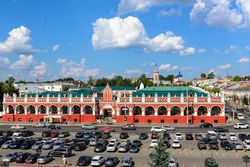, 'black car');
20,130,34,137
4,130,14,137
94,143,106,152
129,143,140,153
185,133,194,140
139,133,148,140
93,131,102,139
220,140,233,150
105,156,120,167
25,153,40,164
42,131,52,137
163,132,171,140
10,141,24,149
0,138,7,146
199,123,213,128
213,127,229,133
195,134,203,140
77,156,92,166
120,132,129,139
20,140,36,150
239,133,248,141
75,132,84,138
74,142,87,151
199,138,212,144
197,141,207,149
102,131,111,139
14,152,31,163
132,140,142,147
209,141,219,150
164,140,171,148
70,138,80,144
48,125,61,129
